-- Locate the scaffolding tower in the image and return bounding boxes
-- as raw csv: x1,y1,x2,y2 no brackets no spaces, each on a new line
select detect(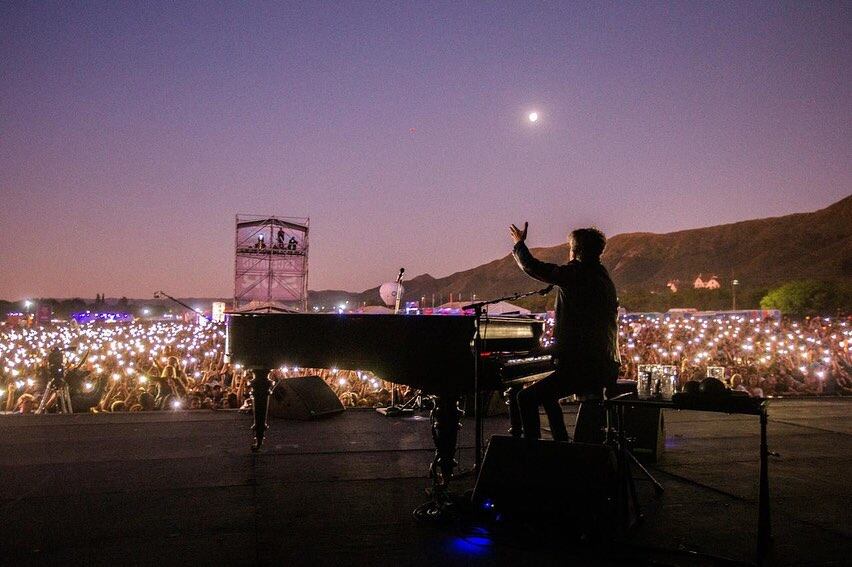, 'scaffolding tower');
234,215,309,311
